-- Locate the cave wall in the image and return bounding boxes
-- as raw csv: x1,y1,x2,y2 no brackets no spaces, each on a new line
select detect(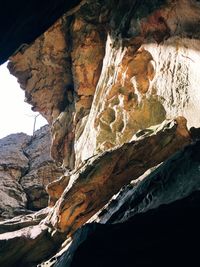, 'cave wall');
8,0,200,170
0,0,200,266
